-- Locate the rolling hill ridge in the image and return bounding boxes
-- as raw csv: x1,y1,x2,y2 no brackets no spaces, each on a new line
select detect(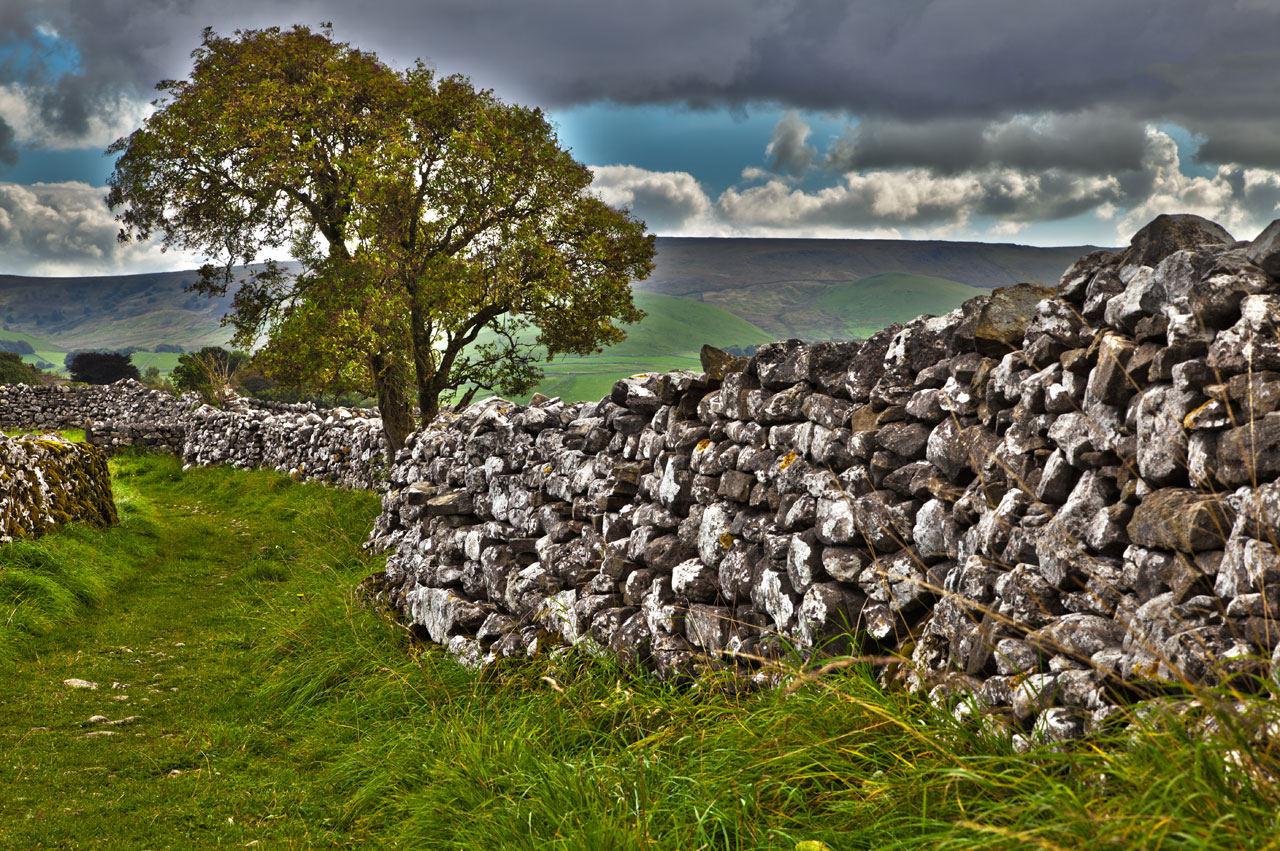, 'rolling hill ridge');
0,236,1100,397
